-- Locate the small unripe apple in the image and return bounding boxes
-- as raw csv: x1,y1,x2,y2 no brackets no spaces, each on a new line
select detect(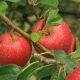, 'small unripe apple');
32,20,76,53
0,32,32,67
65,67,80,80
